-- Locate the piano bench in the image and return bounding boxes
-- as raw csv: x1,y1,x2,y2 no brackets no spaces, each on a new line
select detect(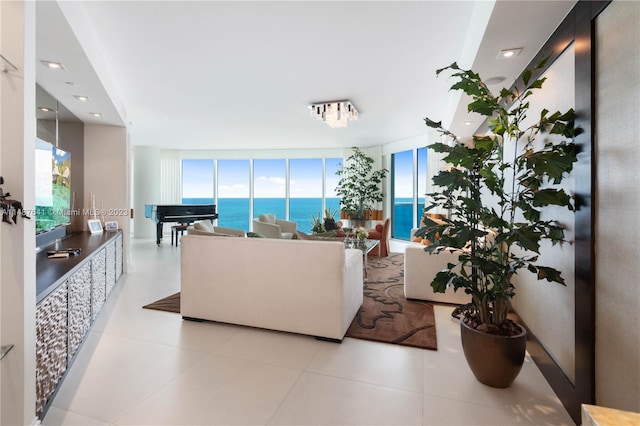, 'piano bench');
171,224,190,246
